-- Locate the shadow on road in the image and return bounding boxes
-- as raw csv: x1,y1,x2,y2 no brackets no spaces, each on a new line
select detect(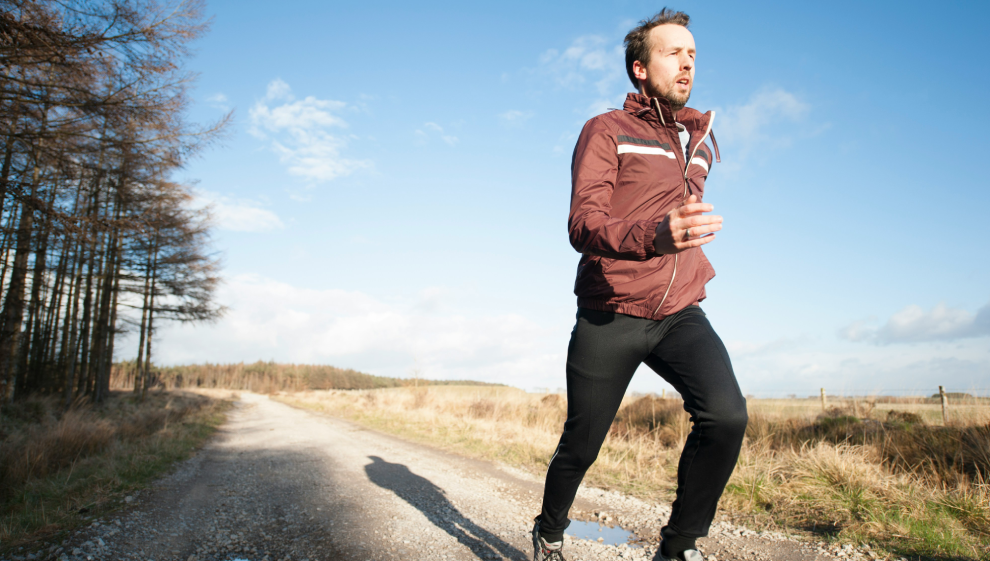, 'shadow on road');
365,455,526,560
